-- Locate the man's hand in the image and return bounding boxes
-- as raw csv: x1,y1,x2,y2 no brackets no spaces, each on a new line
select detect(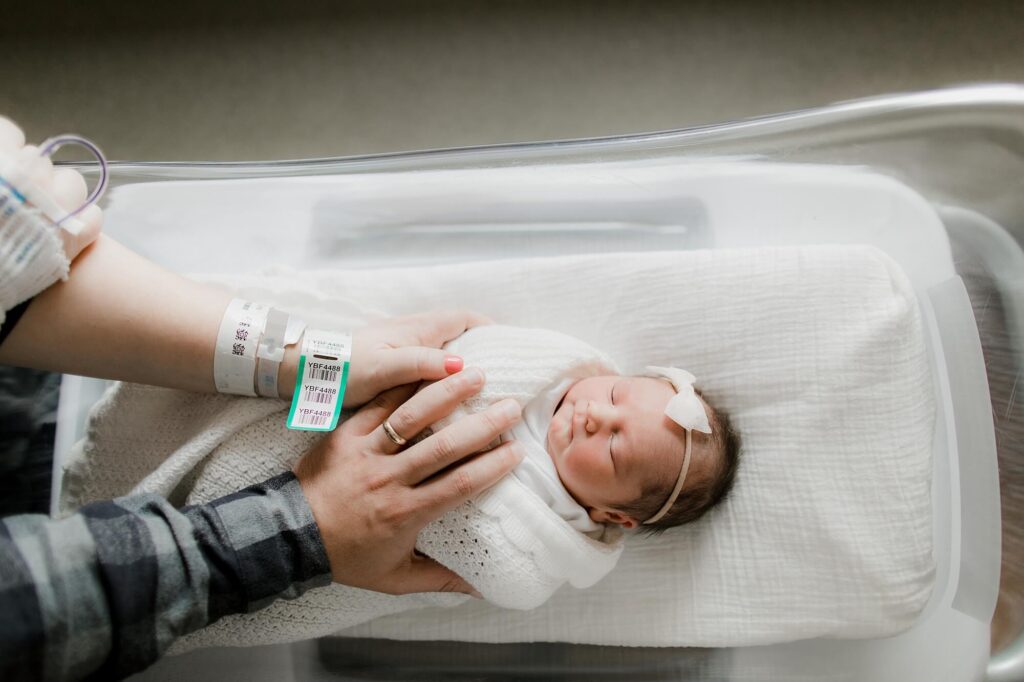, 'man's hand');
278,310,492,405
0,116,103,262
293,366,523,594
